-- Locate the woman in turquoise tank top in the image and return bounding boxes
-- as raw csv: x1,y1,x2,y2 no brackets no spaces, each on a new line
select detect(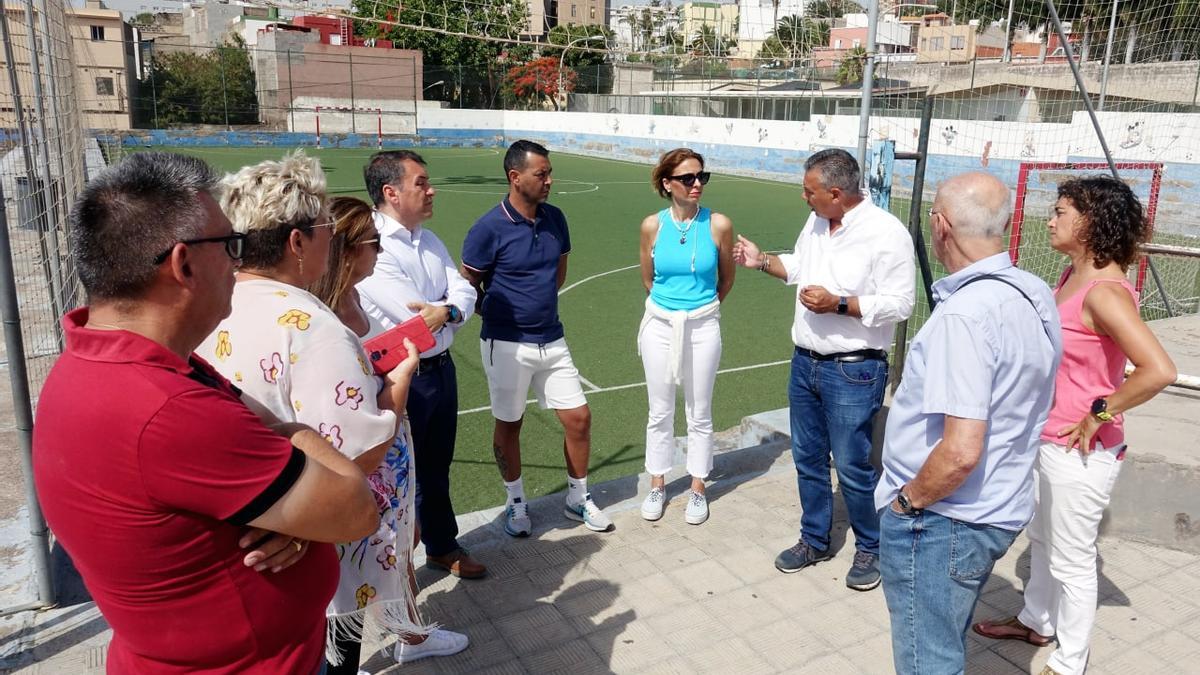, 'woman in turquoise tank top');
636,148,735,526
973,177,1176,675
